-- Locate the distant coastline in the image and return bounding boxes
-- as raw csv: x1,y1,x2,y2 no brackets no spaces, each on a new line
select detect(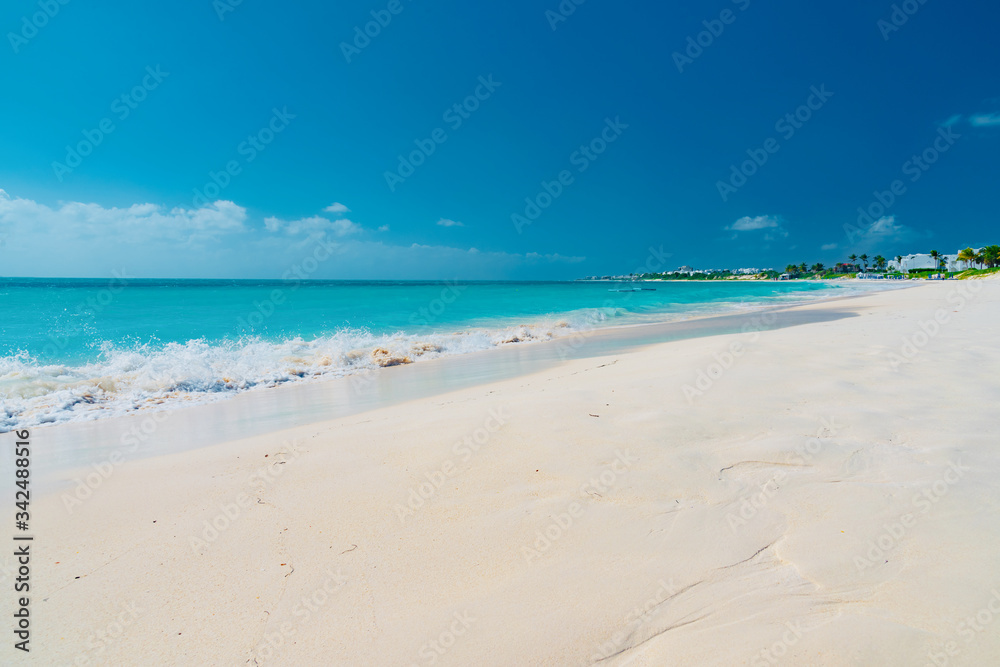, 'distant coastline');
581,243,1000,283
